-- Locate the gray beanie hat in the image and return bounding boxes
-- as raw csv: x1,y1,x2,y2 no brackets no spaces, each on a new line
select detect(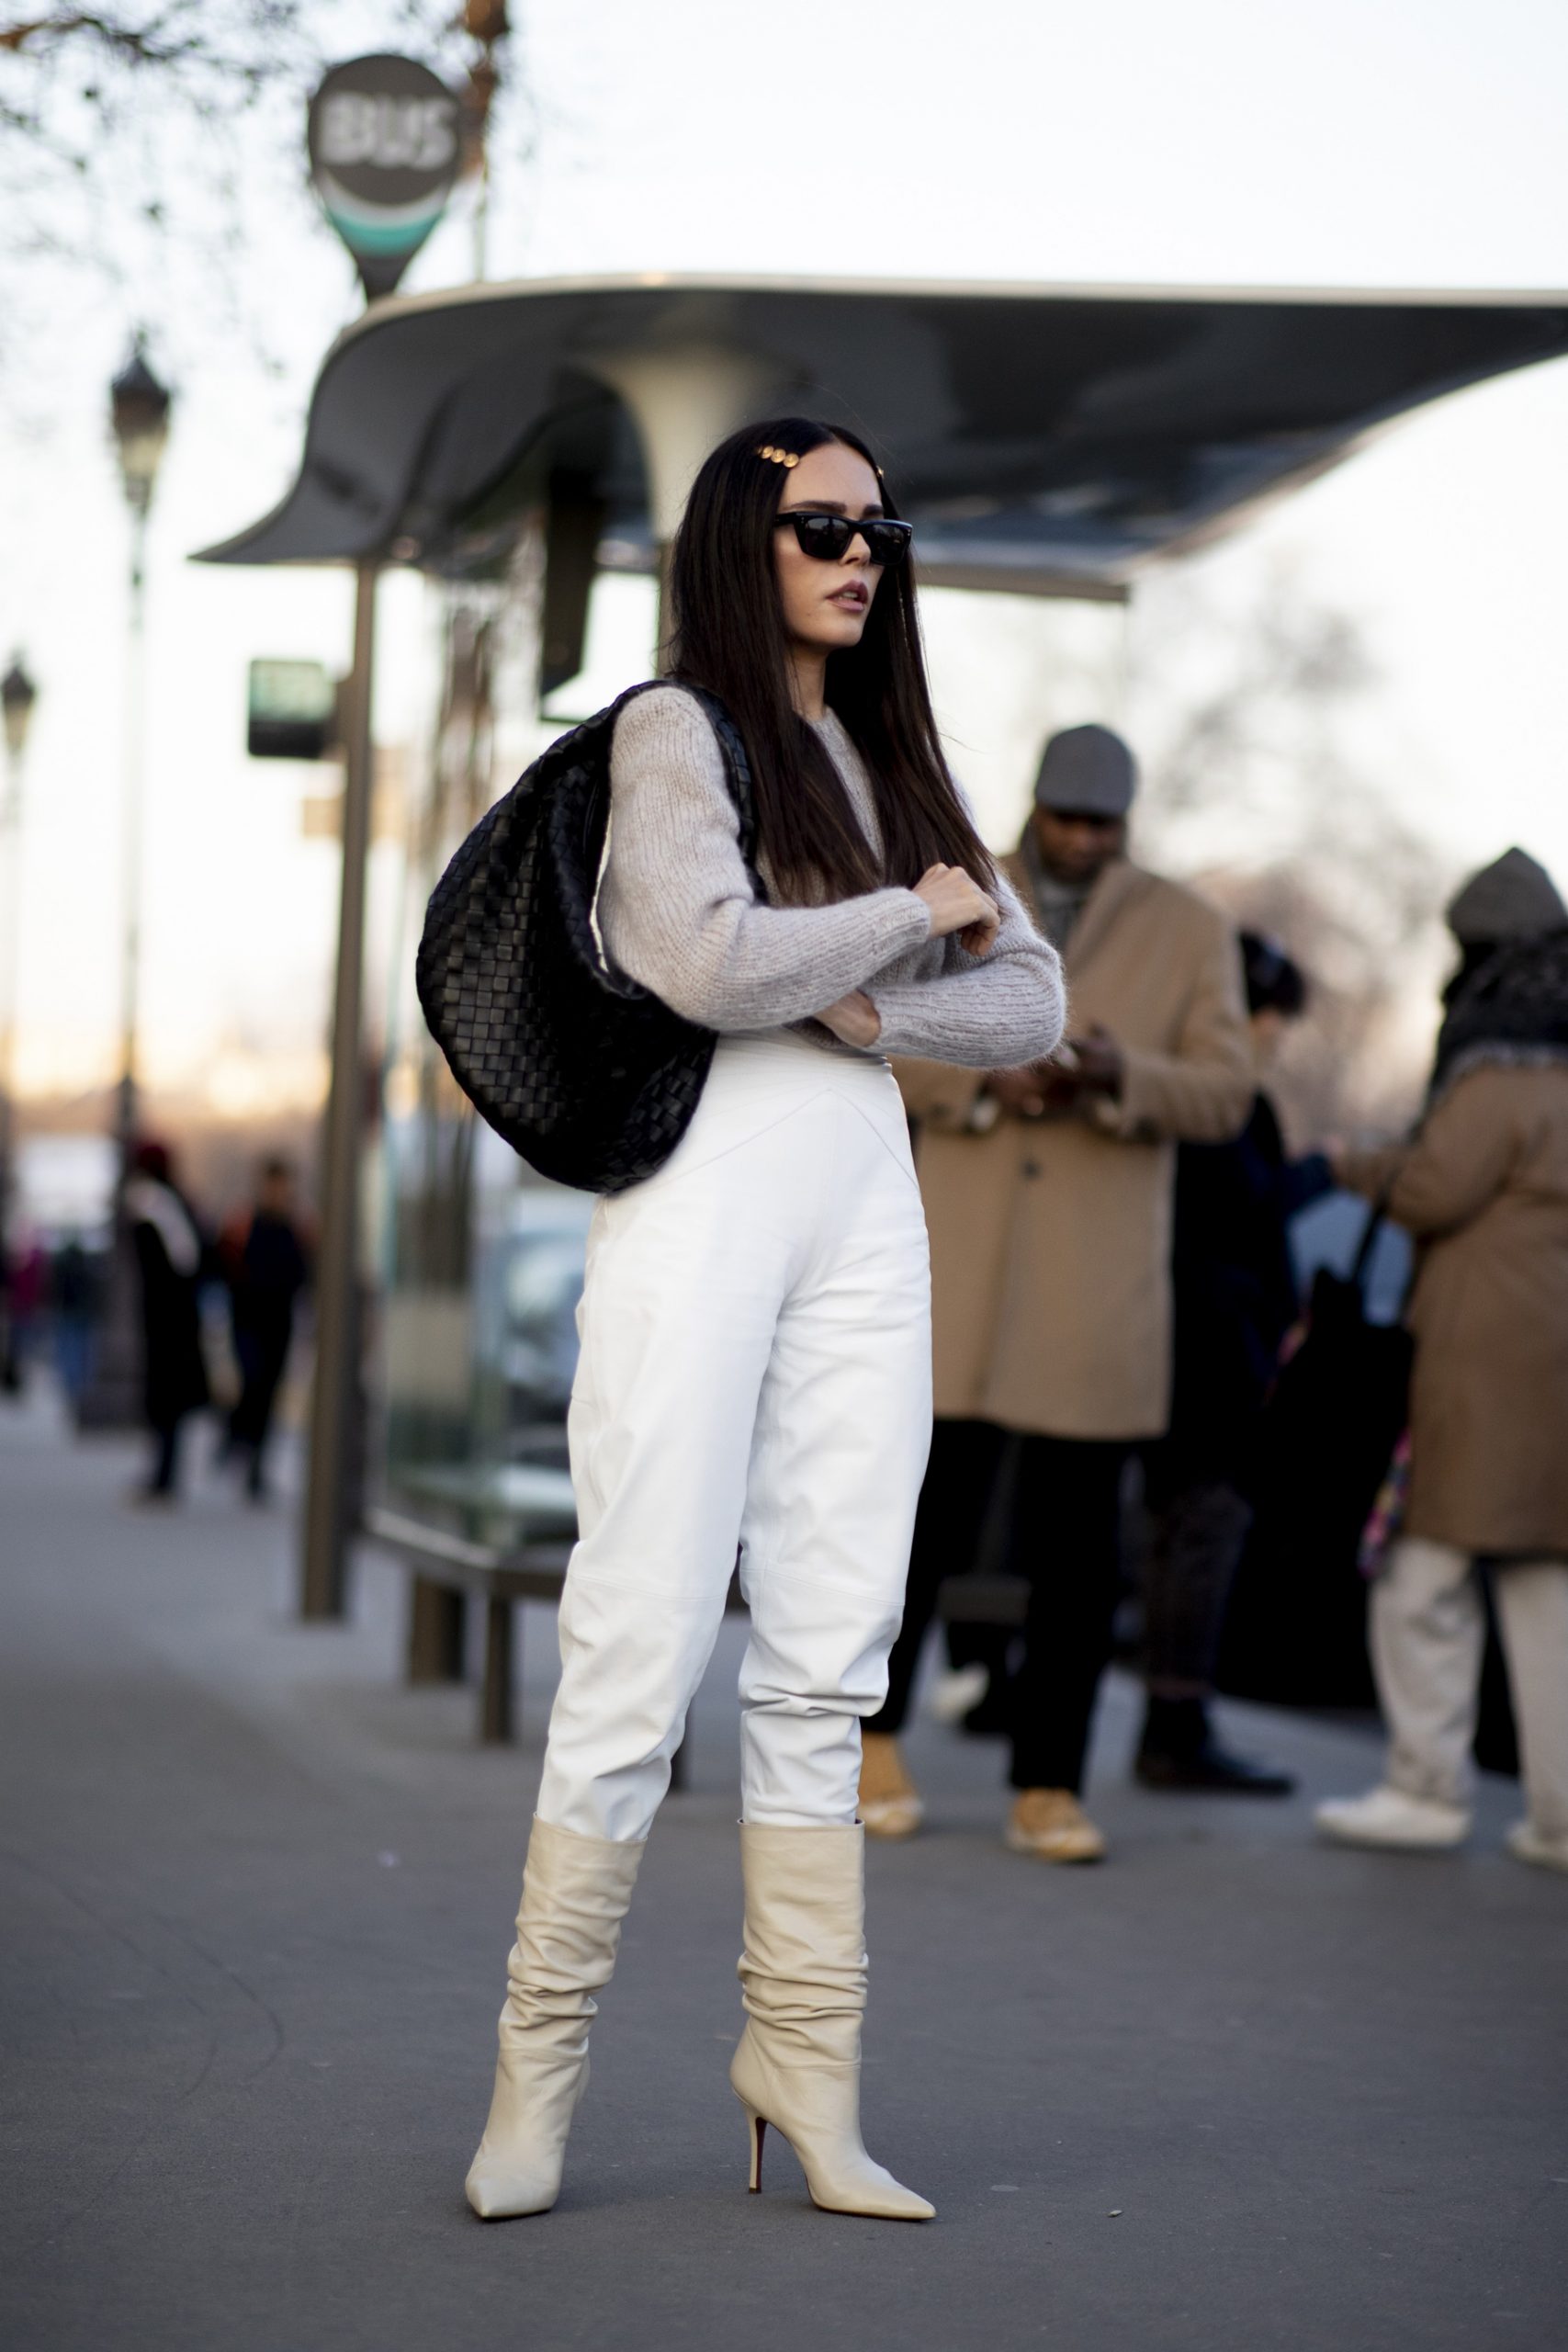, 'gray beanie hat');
1033,723,1137,819
1446,848,1568,946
